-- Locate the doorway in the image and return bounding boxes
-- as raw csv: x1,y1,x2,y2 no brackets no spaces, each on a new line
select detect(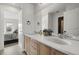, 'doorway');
58,16,64,34
3,6,21,46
